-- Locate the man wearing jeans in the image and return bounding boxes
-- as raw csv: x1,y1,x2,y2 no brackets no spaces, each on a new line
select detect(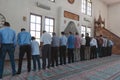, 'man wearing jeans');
0,22,16,79
31,37,41,71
